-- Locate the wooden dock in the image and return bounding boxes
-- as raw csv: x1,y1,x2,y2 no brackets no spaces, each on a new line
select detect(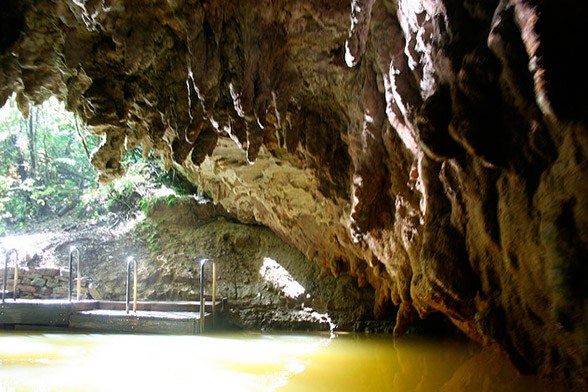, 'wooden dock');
0,299,224,334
